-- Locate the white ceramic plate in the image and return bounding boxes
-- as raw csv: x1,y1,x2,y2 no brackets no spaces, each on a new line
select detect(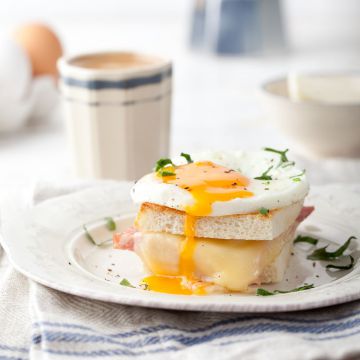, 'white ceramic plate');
1,182,360,312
